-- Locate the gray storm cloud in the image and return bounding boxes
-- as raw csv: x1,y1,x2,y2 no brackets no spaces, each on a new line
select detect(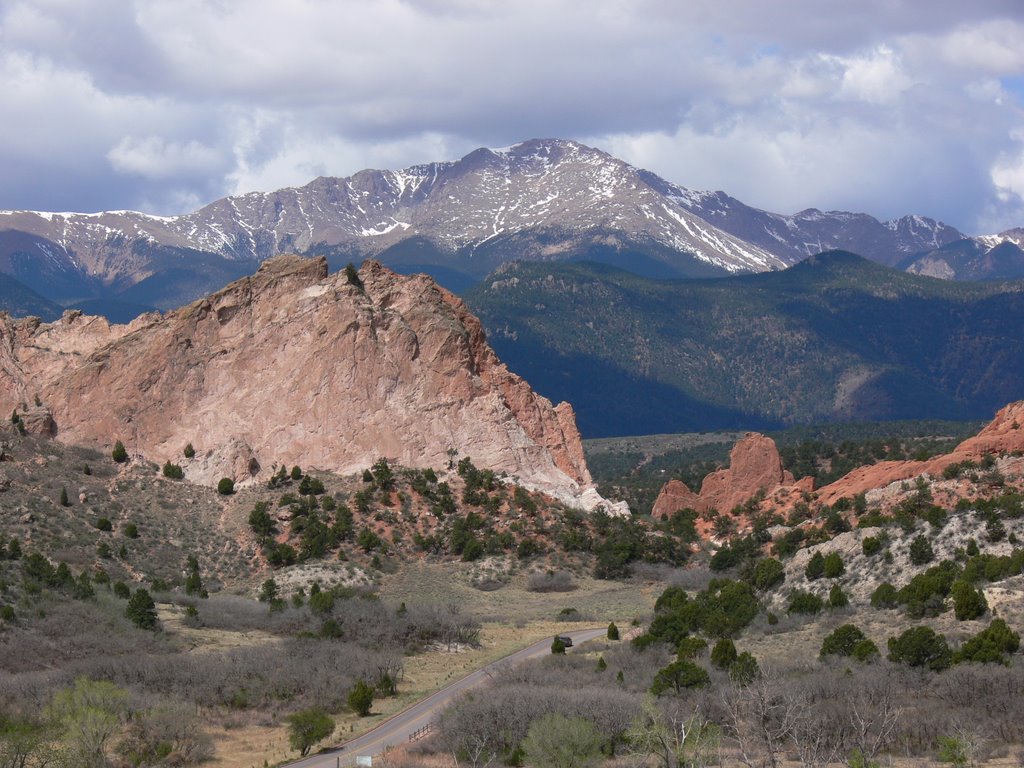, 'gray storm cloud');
1,0,1022,232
